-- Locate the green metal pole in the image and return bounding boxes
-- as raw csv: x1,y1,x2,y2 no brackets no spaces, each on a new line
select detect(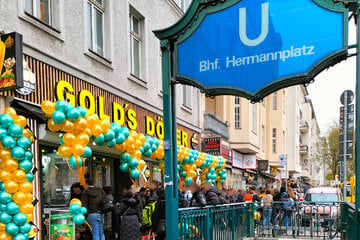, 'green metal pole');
161,39,179,239
356,2,360,239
